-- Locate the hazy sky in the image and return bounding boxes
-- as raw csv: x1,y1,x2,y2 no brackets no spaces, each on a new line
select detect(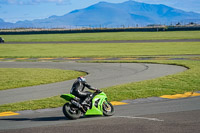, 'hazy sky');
1,0,200,23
